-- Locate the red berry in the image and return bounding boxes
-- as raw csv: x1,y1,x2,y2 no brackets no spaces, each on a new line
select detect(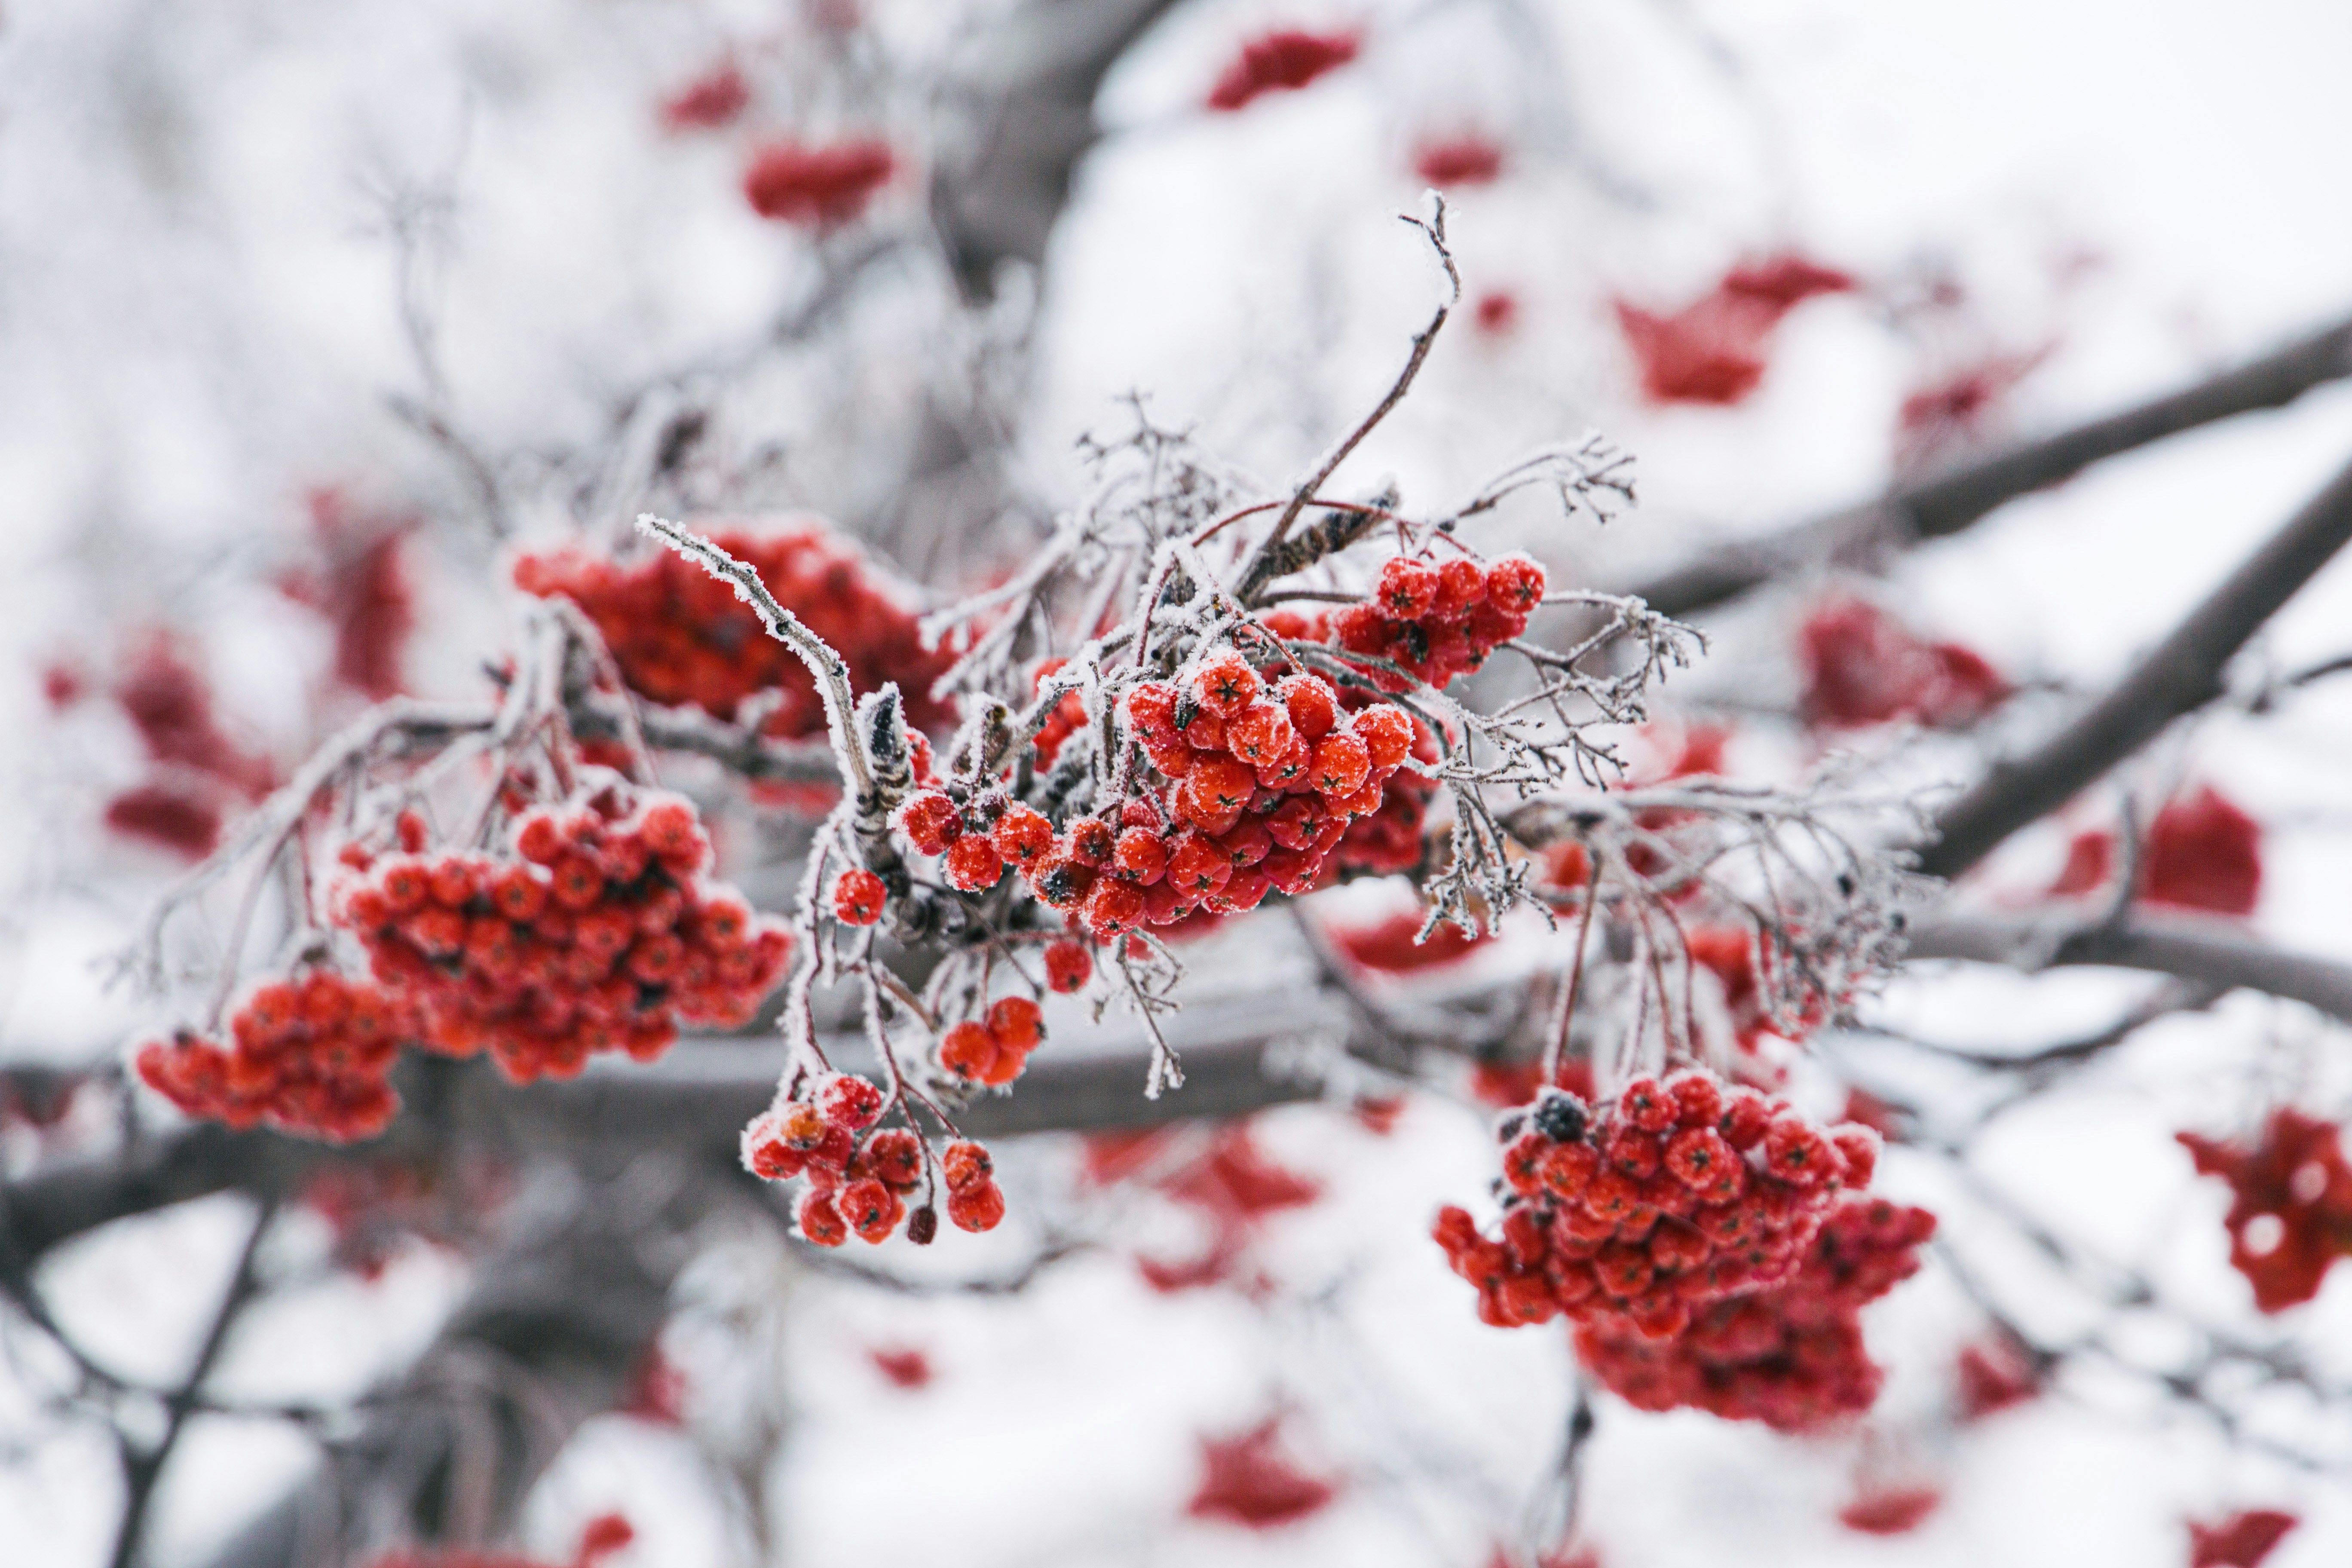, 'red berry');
833,869,887,925
1280,675,1339,741
1353,705,1415,770
992,805,1055,868
1084,877,1147,940
1192,652,1261,717
1044,940,1093,993
941,1139,993,1192
1377,556,1439,618
947,1179,1006,1232
840,1178,903,1243
1167,833,1234,895
1112,827,1169,884
1311,733,1371,797
797,1189,849,1246
940,1021,997,1081
1225,702,1295,766
1066,818,1115,867
1485,553,1547,612
987,996,1043,1050
817,1072,887,1130
896,791,963,856
944,836,1004,891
